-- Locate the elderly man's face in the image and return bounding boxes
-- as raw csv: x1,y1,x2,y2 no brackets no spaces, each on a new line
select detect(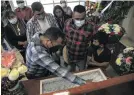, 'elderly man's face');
34,8,45,20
